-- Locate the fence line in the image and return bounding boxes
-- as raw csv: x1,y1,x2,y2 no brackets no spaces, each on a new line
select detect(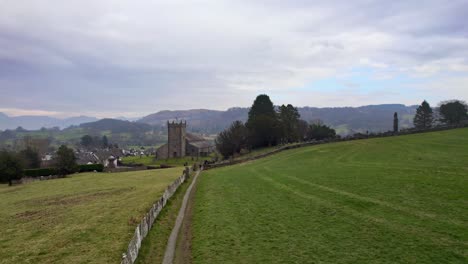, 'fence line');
120,167,192,264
